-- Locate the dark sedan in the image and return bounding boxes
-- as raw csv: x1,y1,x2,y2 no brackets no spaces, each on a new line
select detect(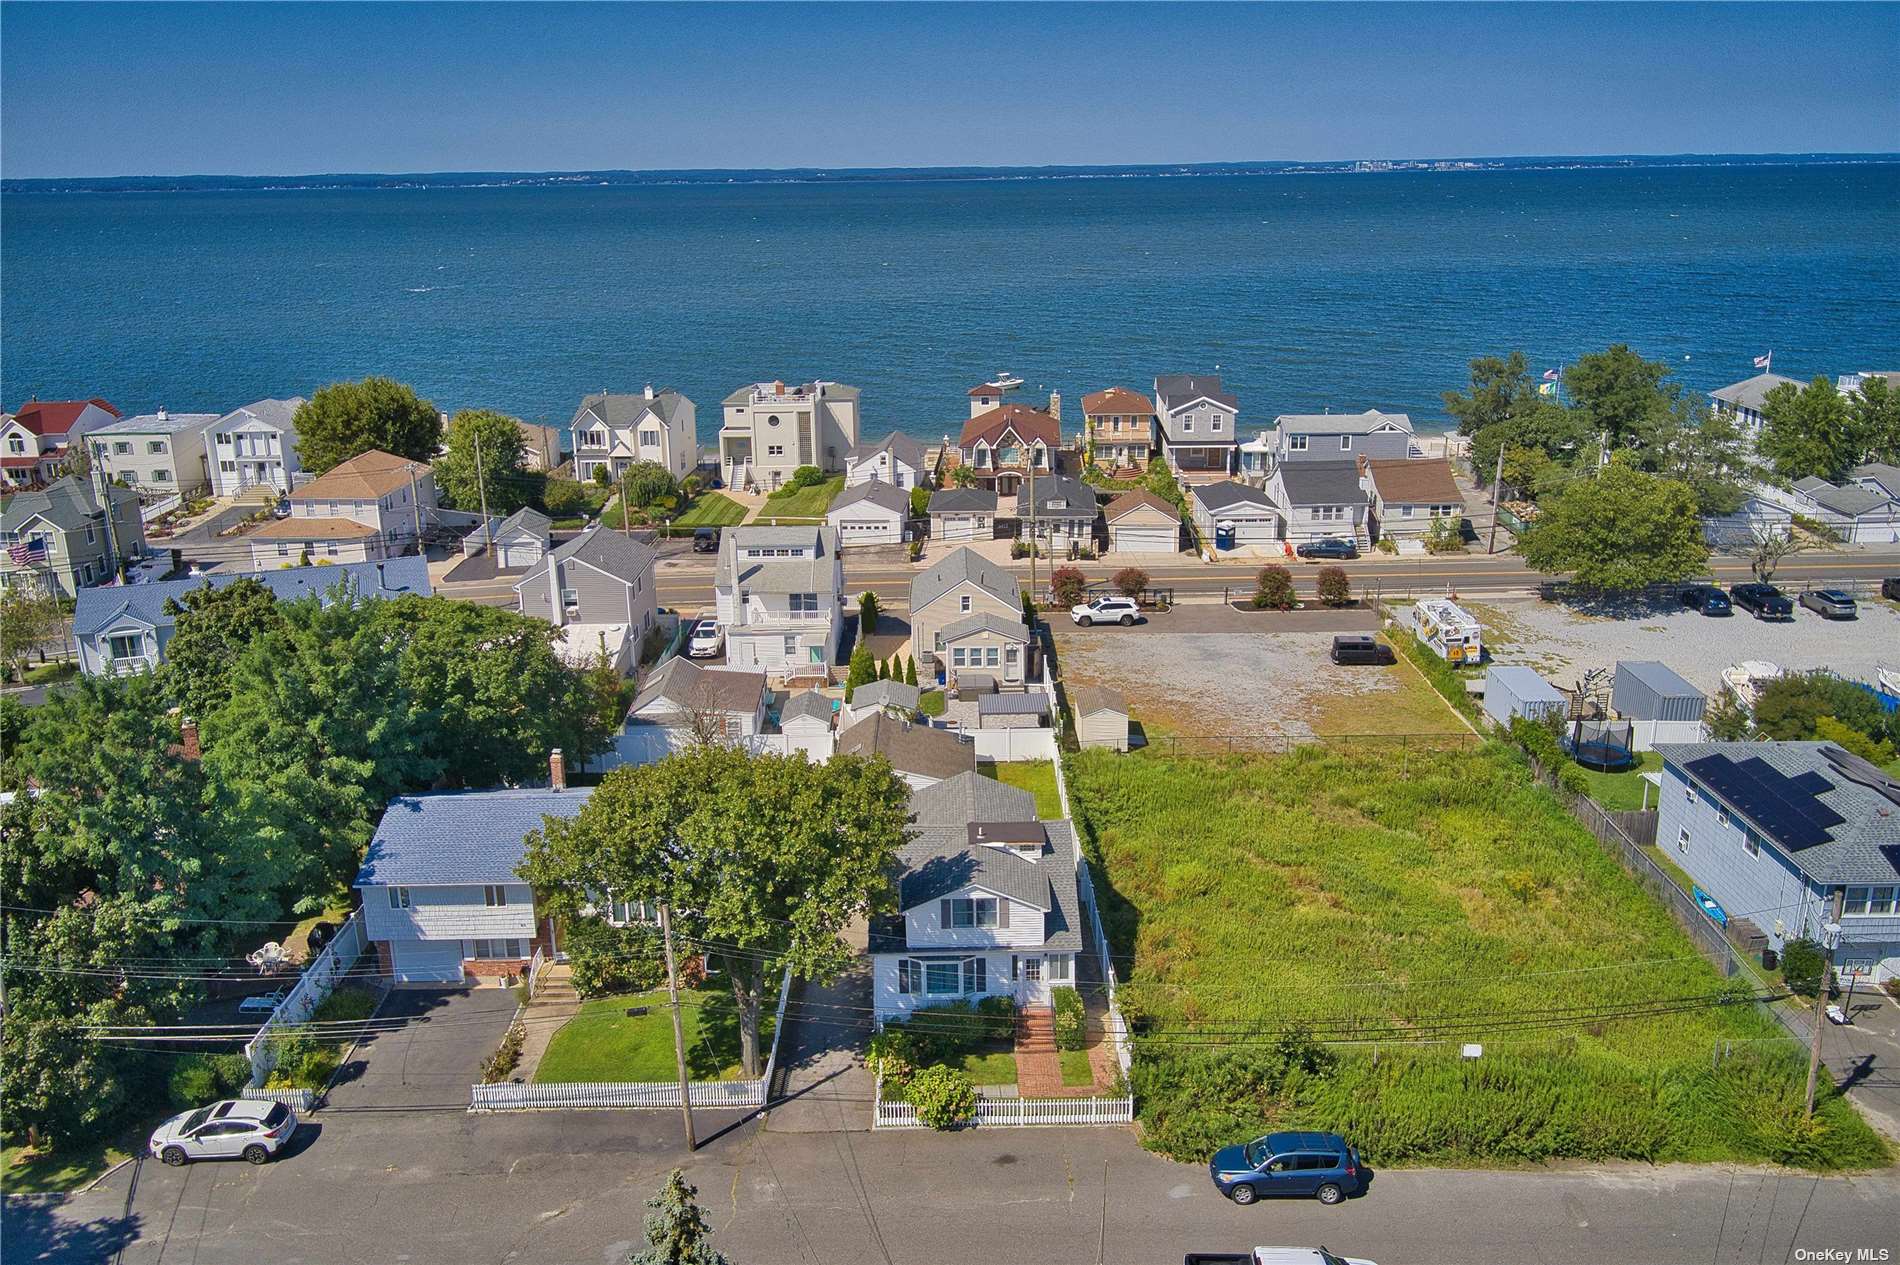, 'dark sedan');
1729,582,1794,620
1680,585,1732,615
1295,538,1359,561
